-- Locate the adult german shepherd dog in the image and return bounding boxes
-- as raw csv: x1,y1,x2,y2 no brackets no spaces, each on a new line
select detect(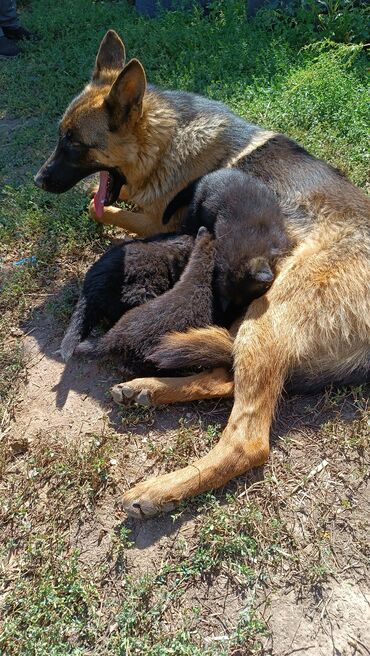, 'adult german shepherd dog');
35,30,370,518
